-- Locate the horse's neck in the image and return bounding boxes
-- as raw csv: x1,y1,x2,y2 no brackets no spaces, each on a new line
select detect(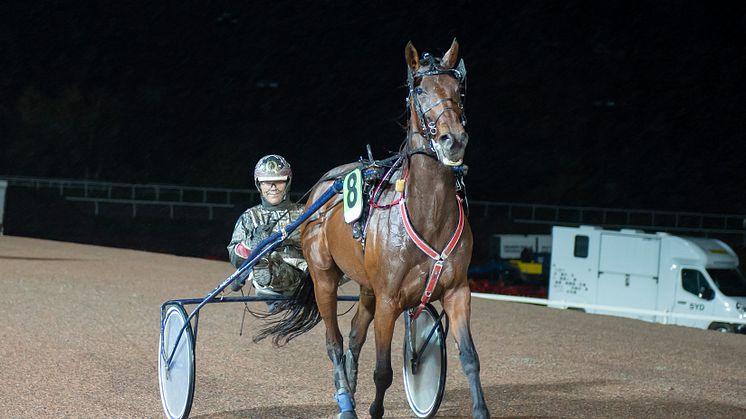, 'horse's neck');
407,156,456,207
404,132,459,240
